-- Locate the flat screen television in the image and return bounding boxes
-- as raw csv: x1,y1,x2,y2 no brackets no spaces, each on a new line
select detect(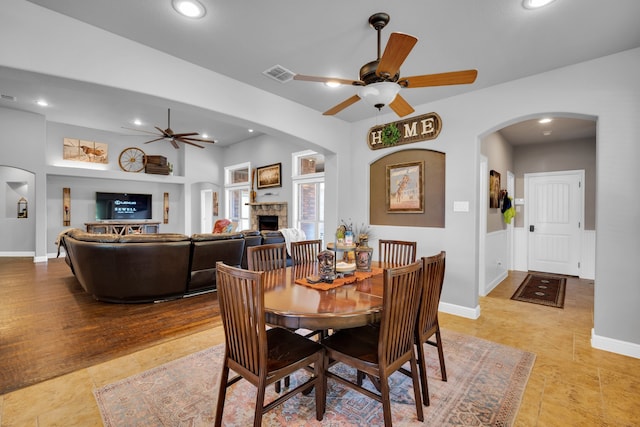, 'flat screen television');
96,192,152,220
